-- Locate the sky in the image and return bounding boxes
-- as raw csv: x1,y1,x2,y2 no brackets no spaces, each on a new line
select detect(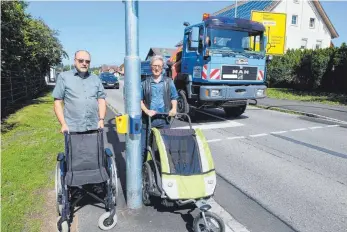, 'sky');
25,1,346,68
